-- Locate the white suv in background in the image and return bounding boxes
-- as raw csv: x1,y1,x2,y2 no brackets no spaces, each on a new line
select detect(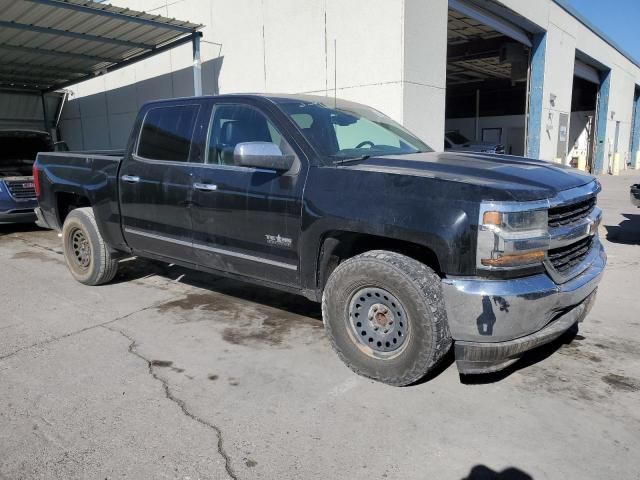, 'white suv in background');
444,131,505,155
